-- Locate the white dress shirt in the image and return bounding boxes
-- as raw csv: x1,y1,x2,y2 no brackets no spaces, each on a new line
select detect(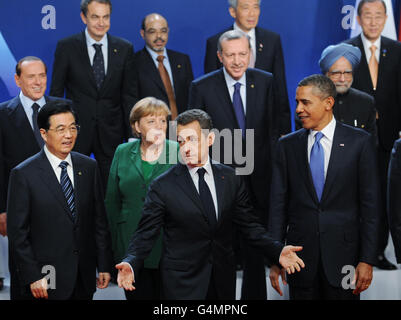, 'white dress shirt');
187,157,218,219
85,28,108,74
307,117,336,178
19,91,46,129
233,22,256,63
223,67,247,115
361,32,381,64
146,46,175,89
44,145,74,187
